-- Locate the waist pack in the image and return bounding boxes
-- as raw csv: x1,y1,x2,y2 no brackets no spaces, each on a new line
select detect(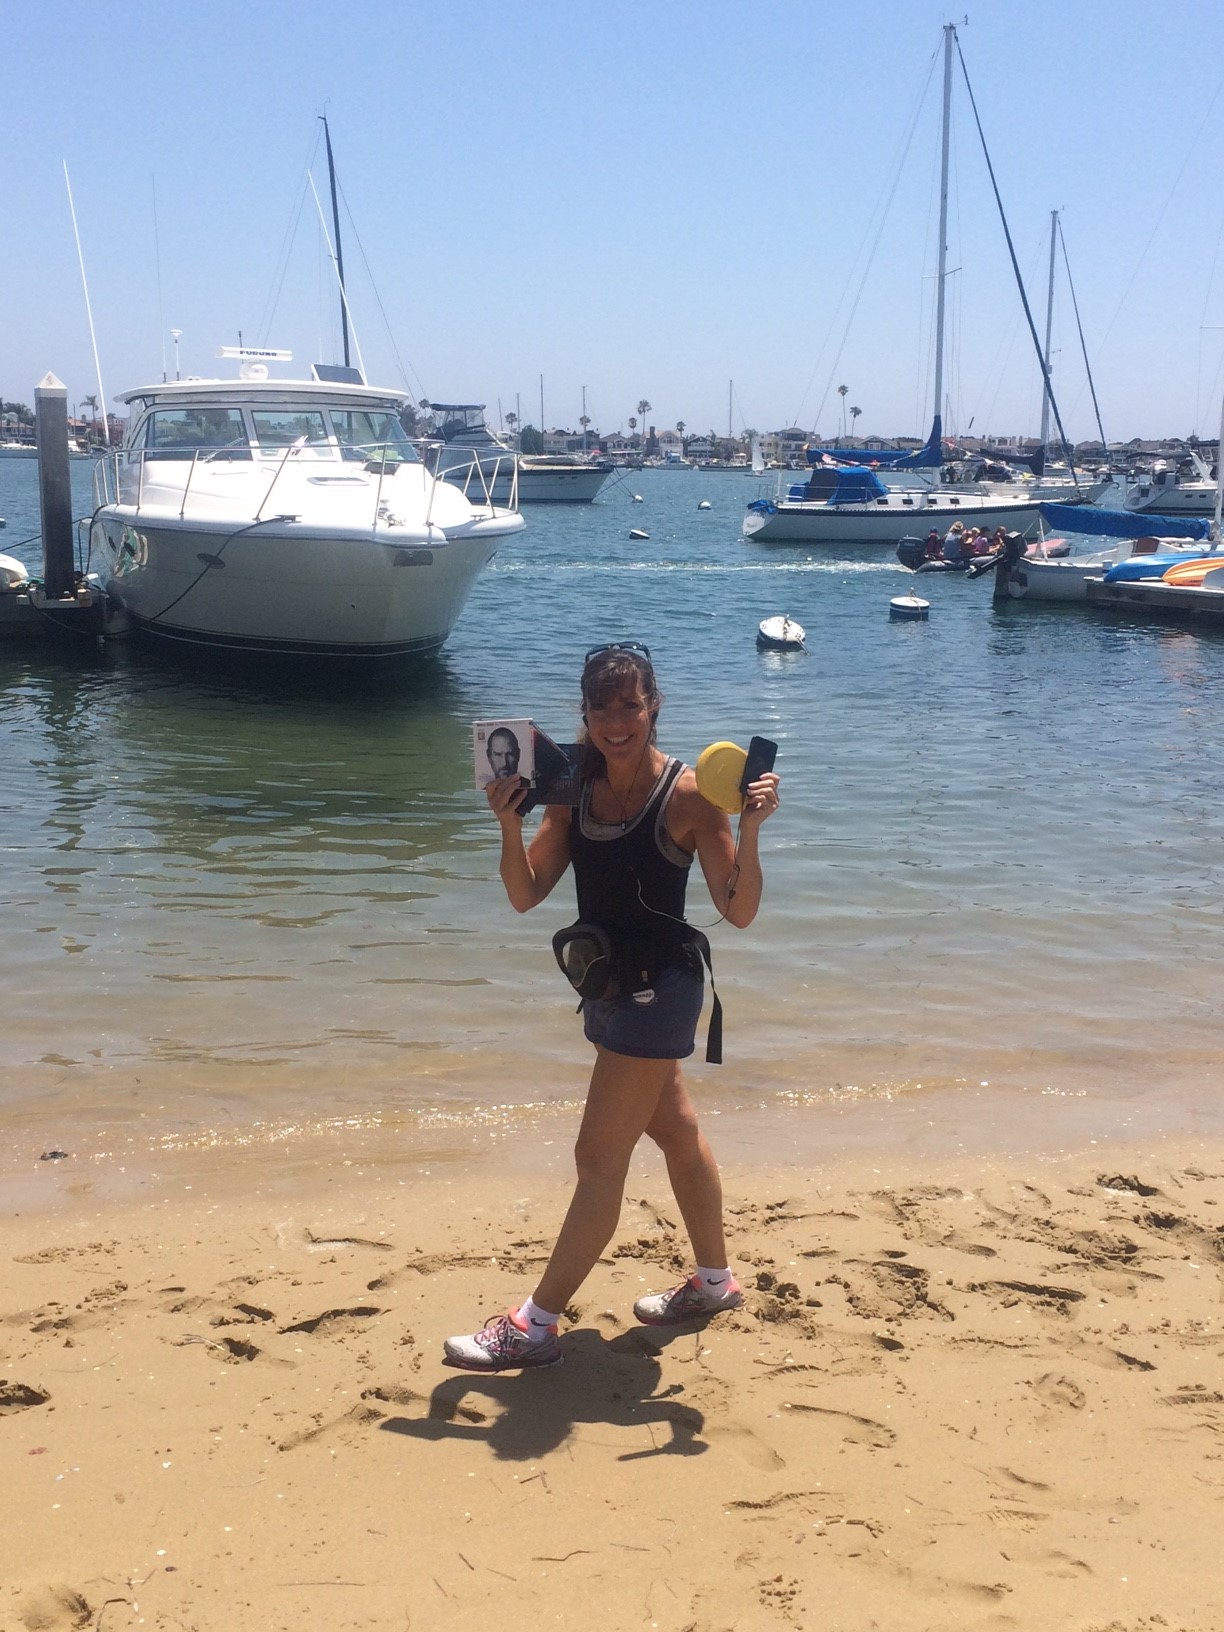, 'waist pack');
551,921,723,1064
